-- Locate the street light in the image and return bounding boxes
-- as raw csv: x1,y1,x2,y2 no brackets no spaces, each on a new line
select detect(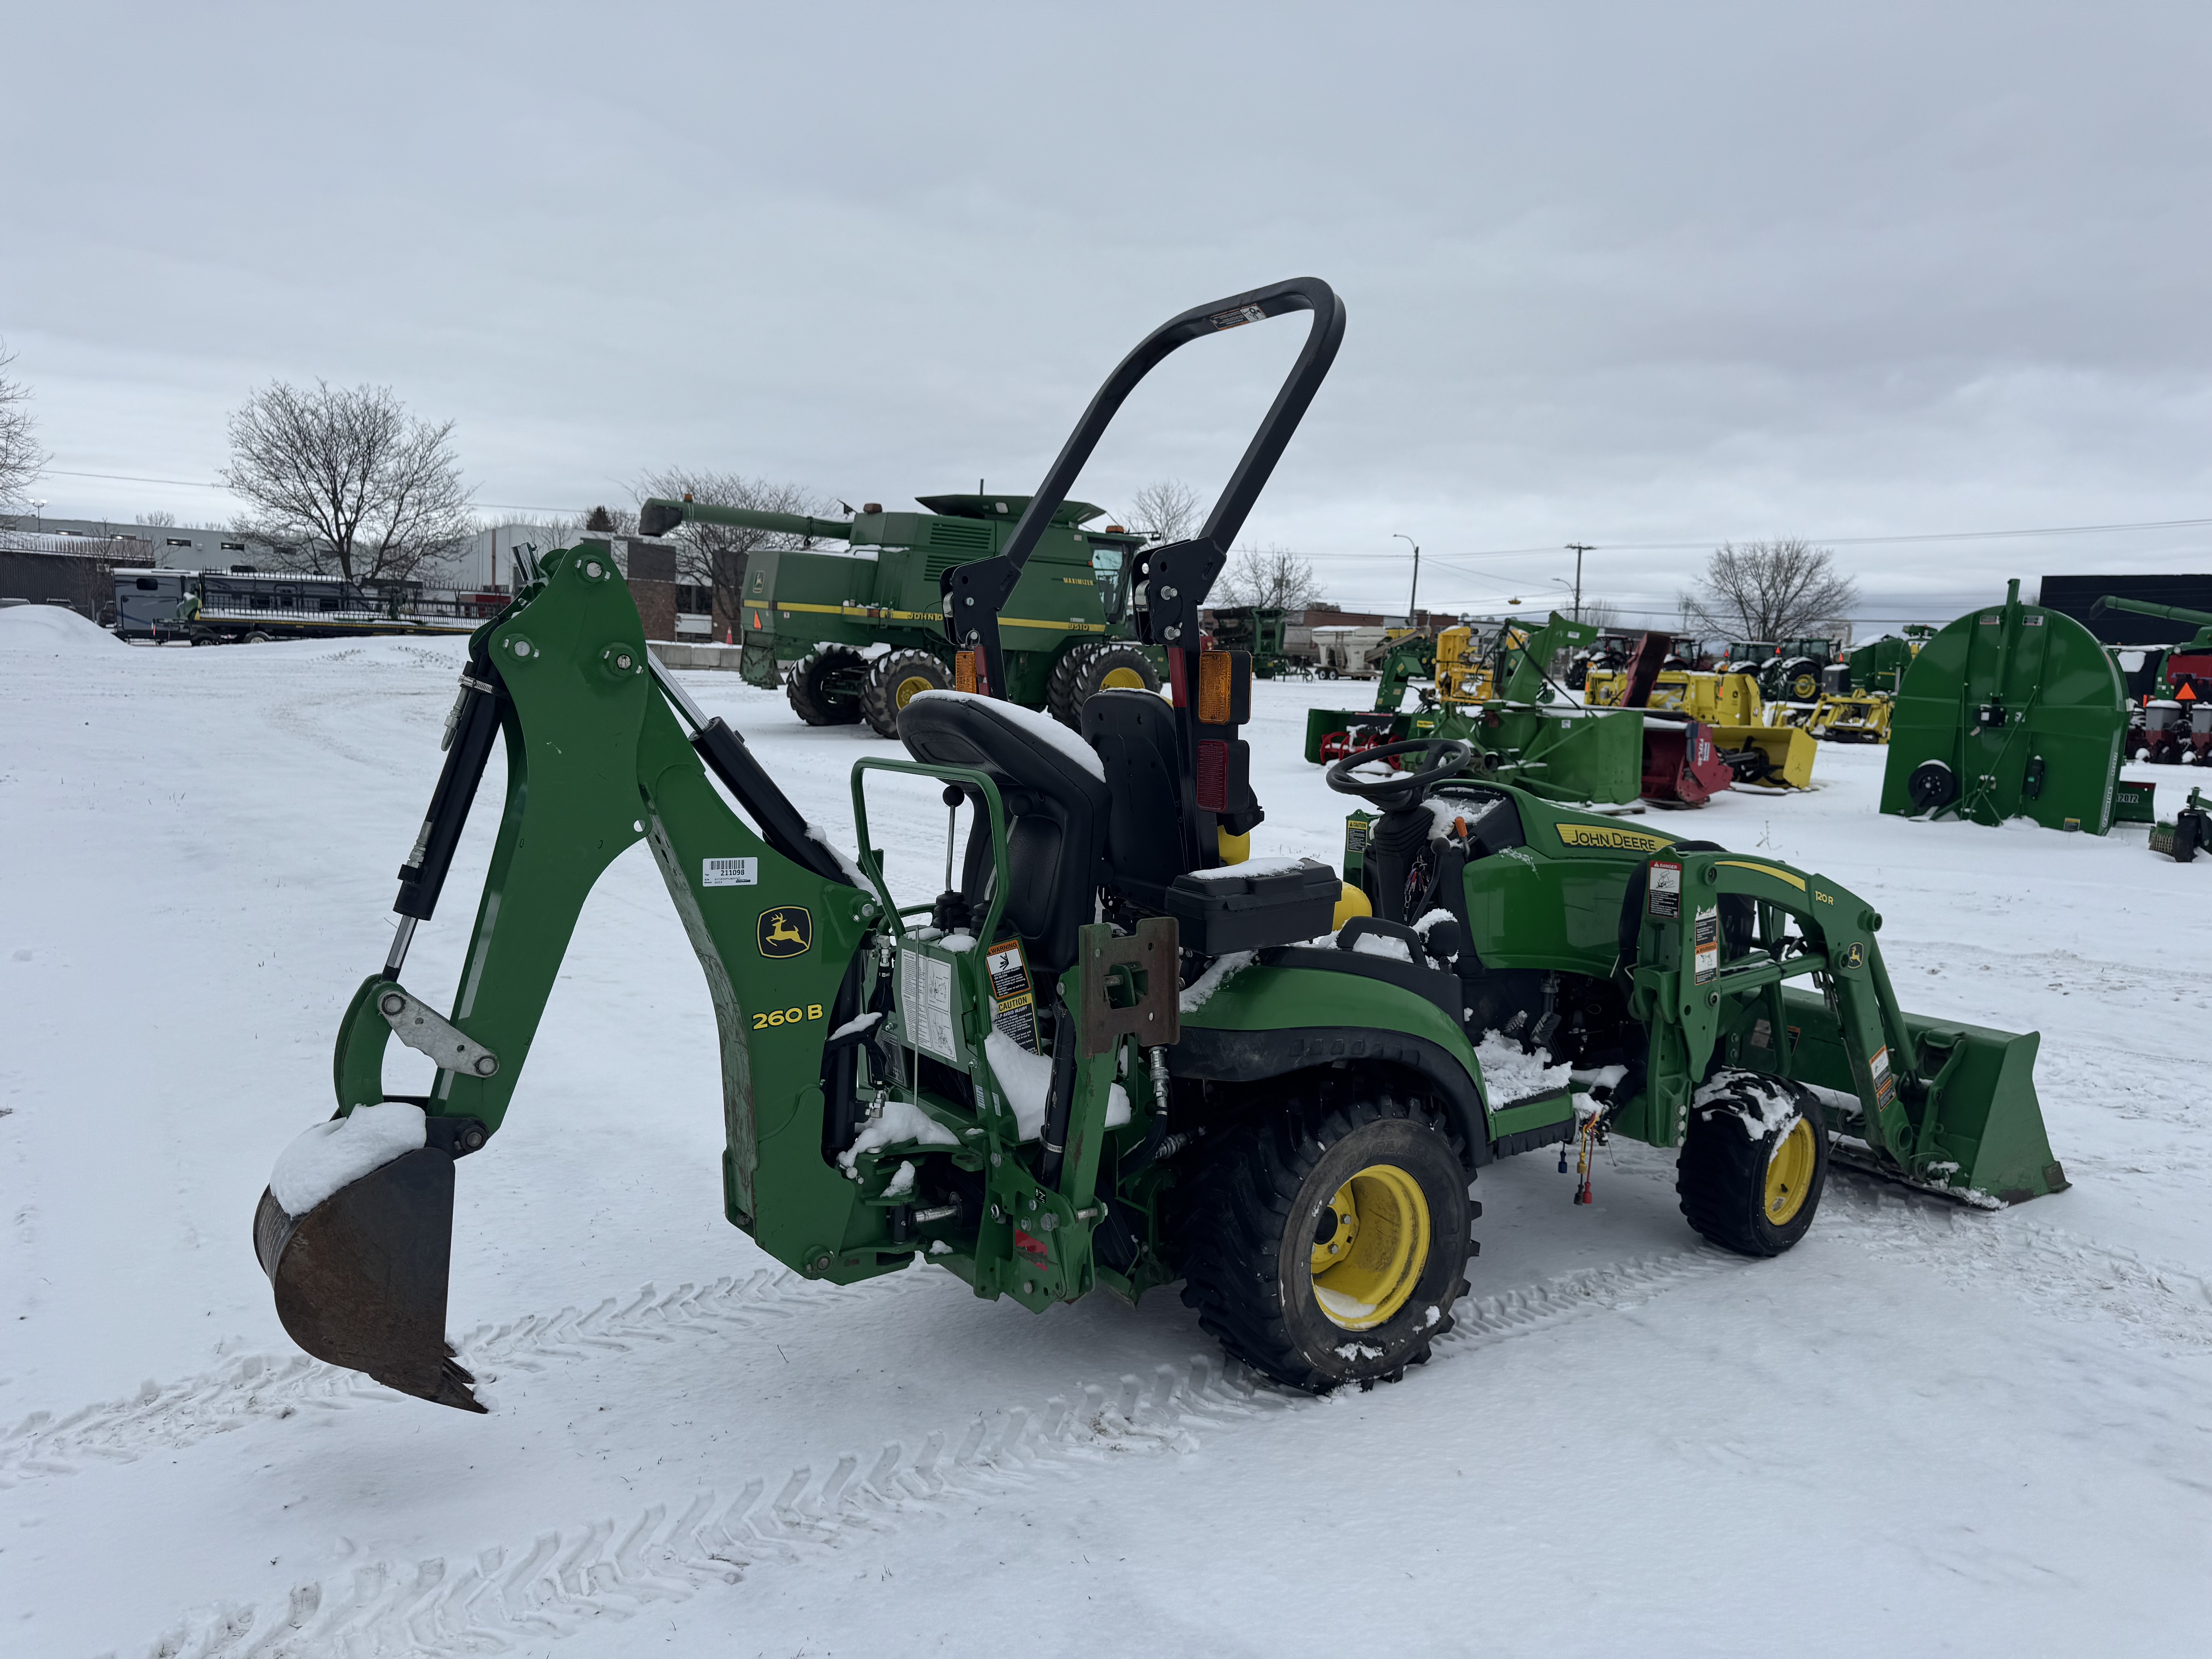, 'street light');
28,498,46,531
1393,532,1420,622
